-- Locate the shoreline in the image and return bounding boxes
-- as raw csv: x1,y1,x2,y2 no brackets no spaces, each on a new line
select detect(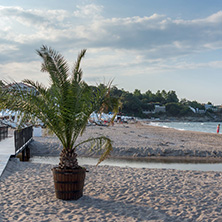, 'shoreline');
139,115,222,123
141,120,222,134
